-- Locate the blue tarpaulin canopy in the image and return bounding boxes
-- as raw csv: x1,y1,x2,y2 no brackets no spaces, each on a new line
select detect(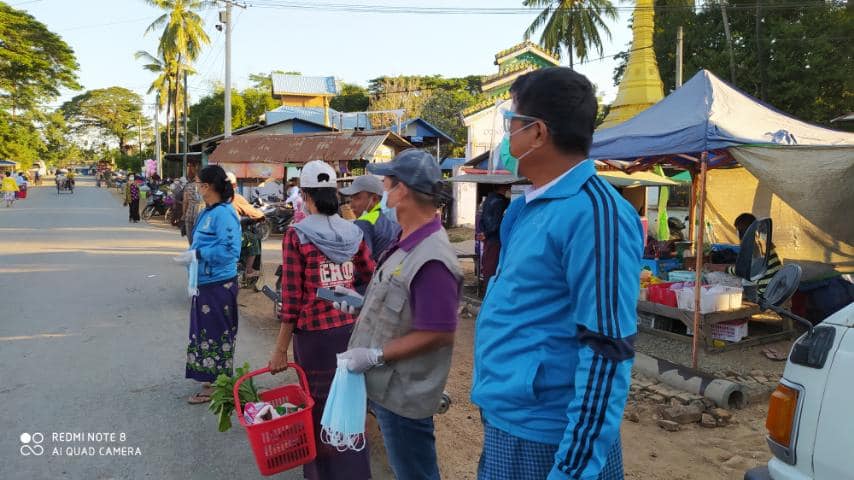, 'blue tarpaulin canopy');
591,70,854,163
